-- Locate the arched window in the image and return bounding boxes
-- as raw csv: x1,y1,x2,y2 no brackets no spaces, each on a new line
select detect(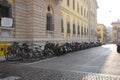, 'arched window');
46,6,54,31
